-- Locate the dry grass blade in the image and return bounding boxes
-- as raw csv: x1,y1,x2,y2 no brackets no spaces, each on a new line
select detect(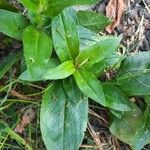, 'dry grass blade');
80,144,99,149
10,89,37,101
88,122,103,150
89,109,109,125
